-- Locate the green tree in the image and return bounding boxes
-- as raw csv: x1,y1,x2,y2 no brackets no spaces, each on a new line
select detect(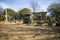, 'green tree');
4,8,16,21
40,12,47,20
47,3,60,22
18,8,32,19
0,7,5,21
0,12,5,21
